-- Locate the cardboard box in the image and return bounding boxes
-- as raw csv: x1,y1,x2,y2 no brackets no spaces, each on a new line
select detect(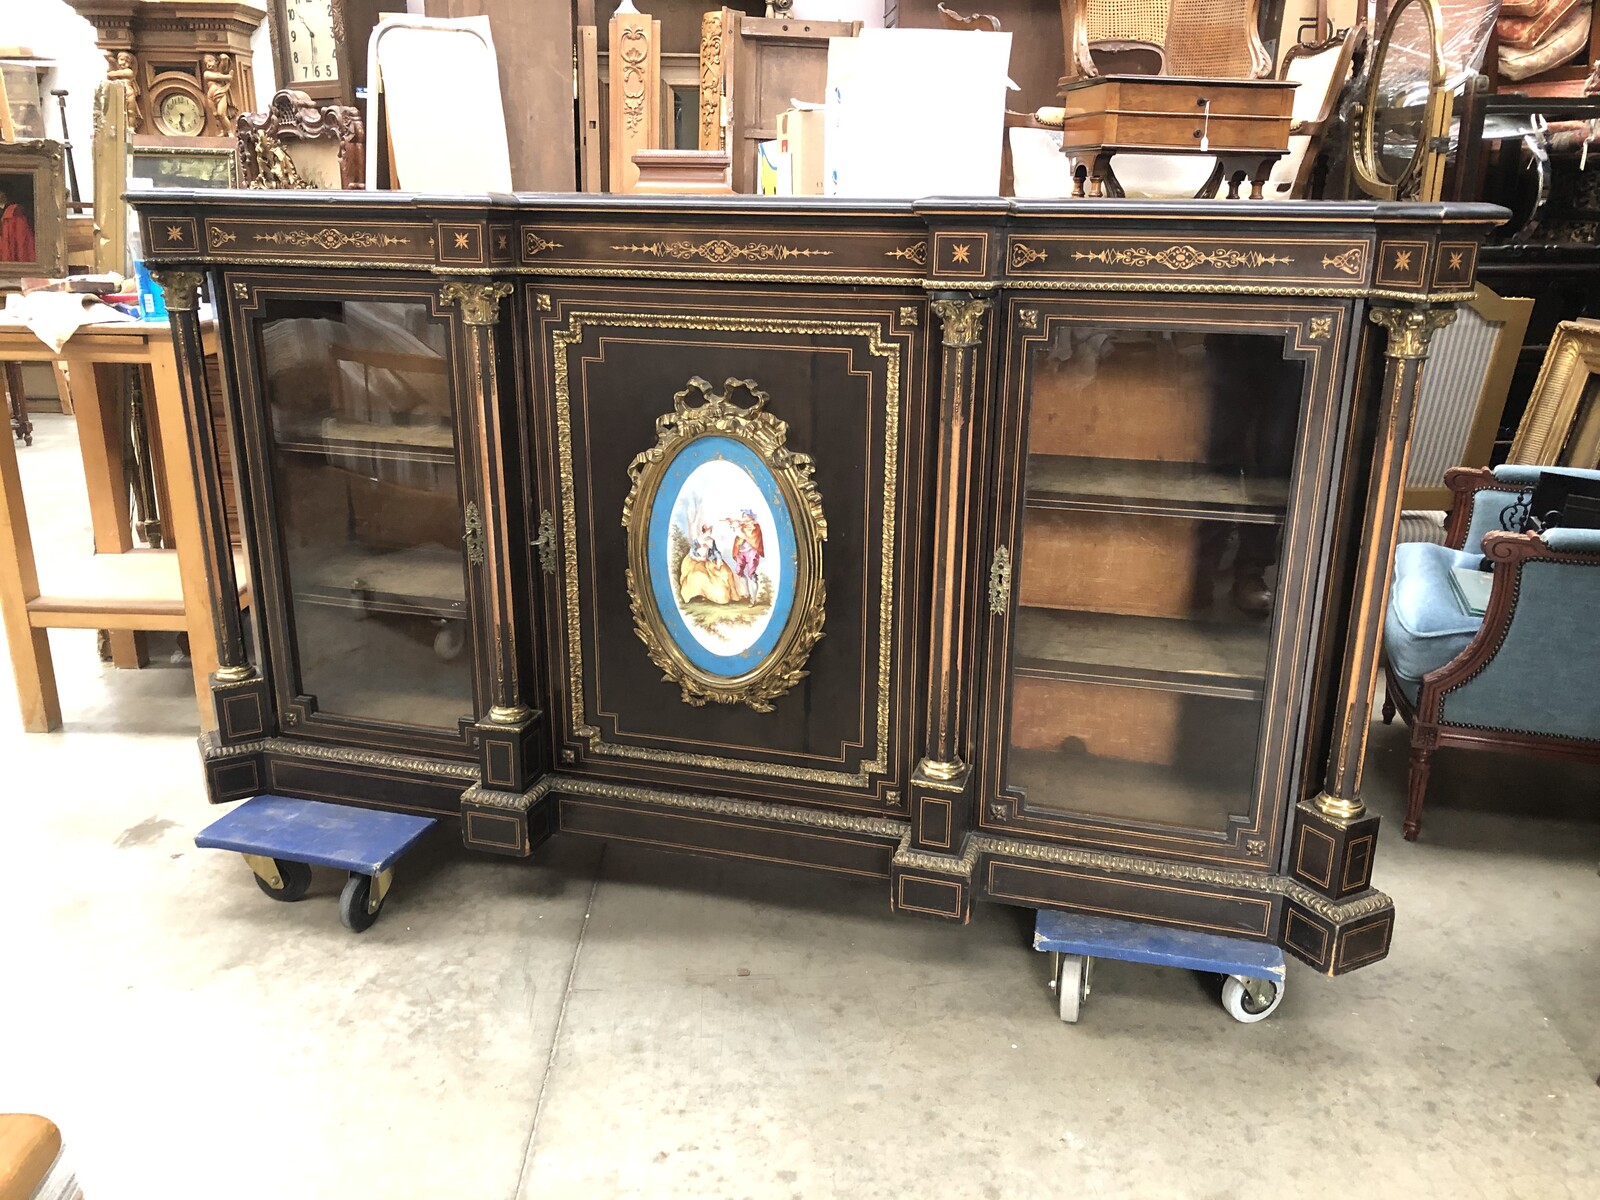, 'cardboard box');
777,106,826,196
